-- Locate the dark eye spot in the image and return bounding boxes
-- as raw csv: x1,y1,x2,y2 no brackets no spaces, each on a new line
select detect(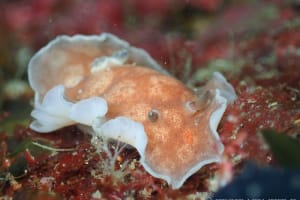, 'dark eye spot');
148,109,160,122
